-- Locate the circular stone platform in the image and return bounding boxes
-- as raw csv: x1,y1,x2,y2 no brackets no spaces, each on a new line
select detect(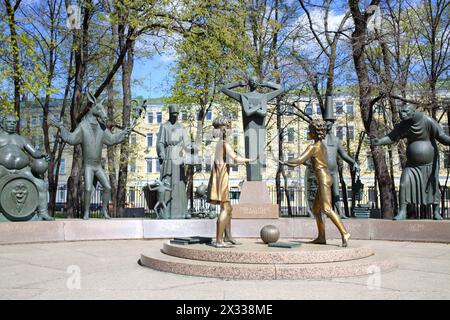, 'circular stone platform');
139,239,397,280
162,241,374,264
